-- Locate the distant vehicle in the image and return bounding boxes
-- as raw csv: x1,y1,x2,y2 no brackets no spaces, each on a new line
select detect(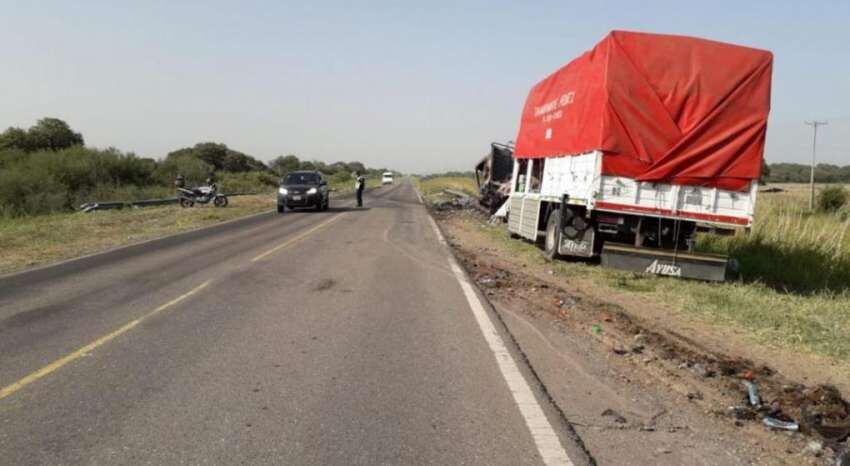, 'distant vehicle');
175,176,228,208
474,142,514,214
278,170,329,213
381,172,394,185
506,31,773,281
